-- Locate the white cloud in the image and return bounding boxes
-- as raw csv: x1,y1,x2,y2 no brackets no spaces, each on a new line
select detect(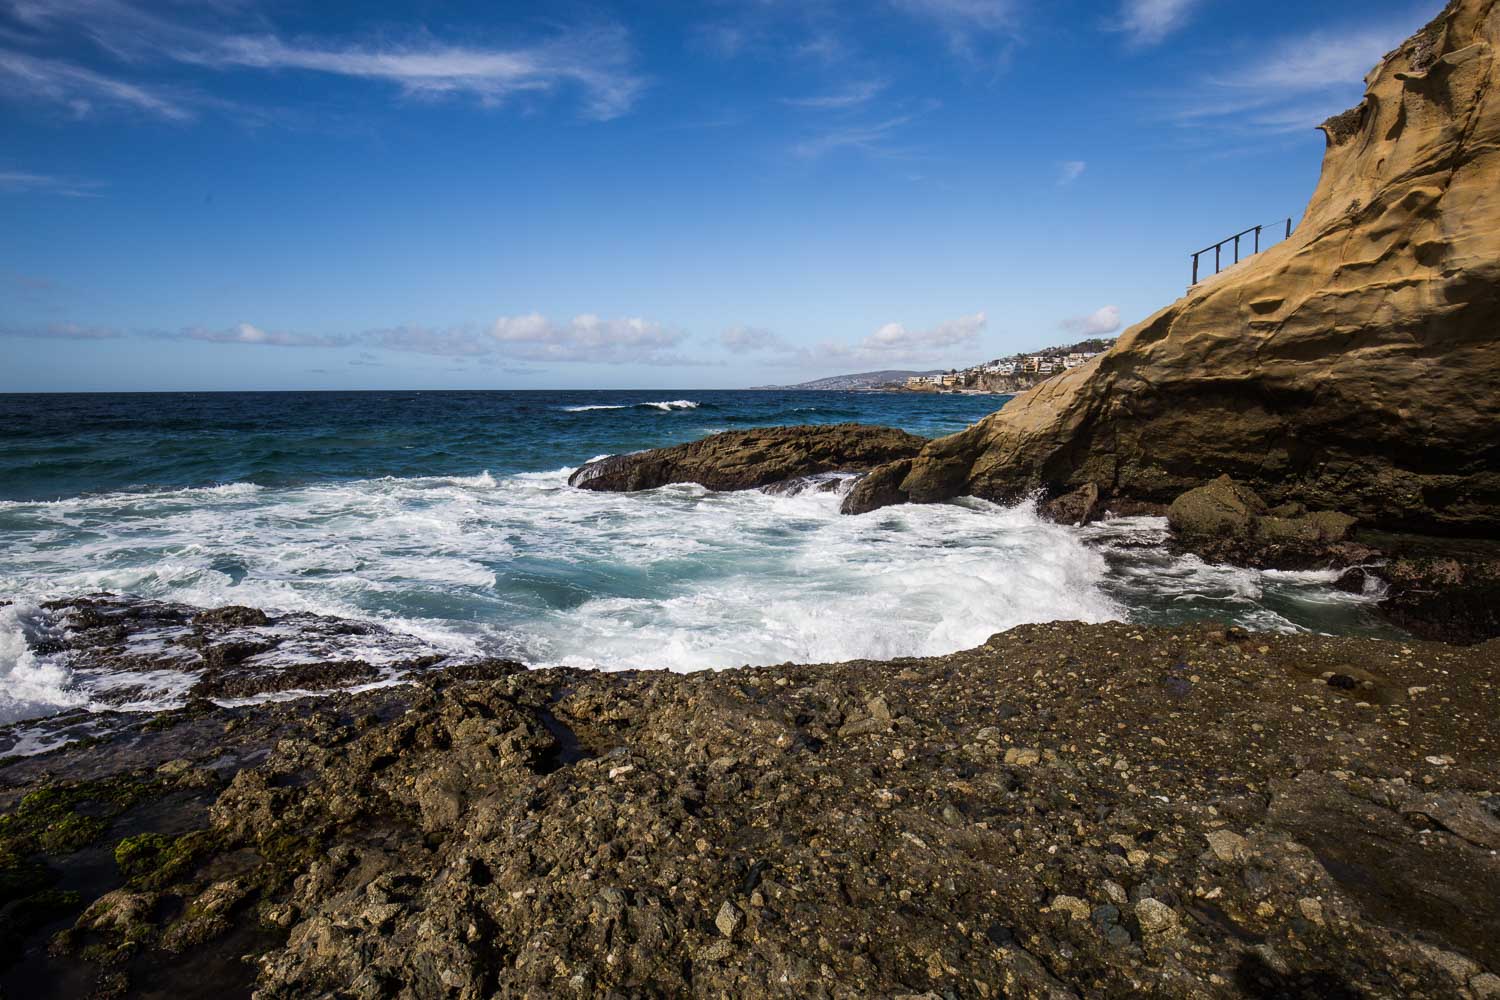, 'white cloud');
1169,19,1423,136
0,50,193,120
812,312,987,365
792,113,915,158
191,27,644,121
782,79,886,110
889,0,1019,58
1114,0,1200,47
1060,305,1121,336
1225,29,1403,95
720,326,792,354
1057,160,1086,185
0,1,645,122
0,169,103,196
489,313,690,363
184,322,347,347
0,321,122,339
